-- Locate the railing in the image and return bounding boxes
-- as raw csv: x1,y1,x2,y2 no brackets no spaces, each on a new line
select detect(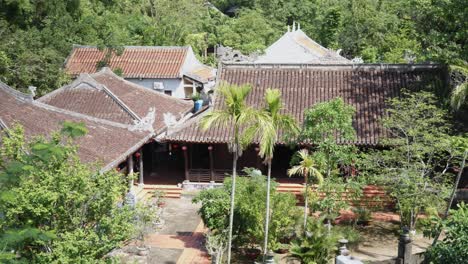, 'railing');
187,169,232,182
